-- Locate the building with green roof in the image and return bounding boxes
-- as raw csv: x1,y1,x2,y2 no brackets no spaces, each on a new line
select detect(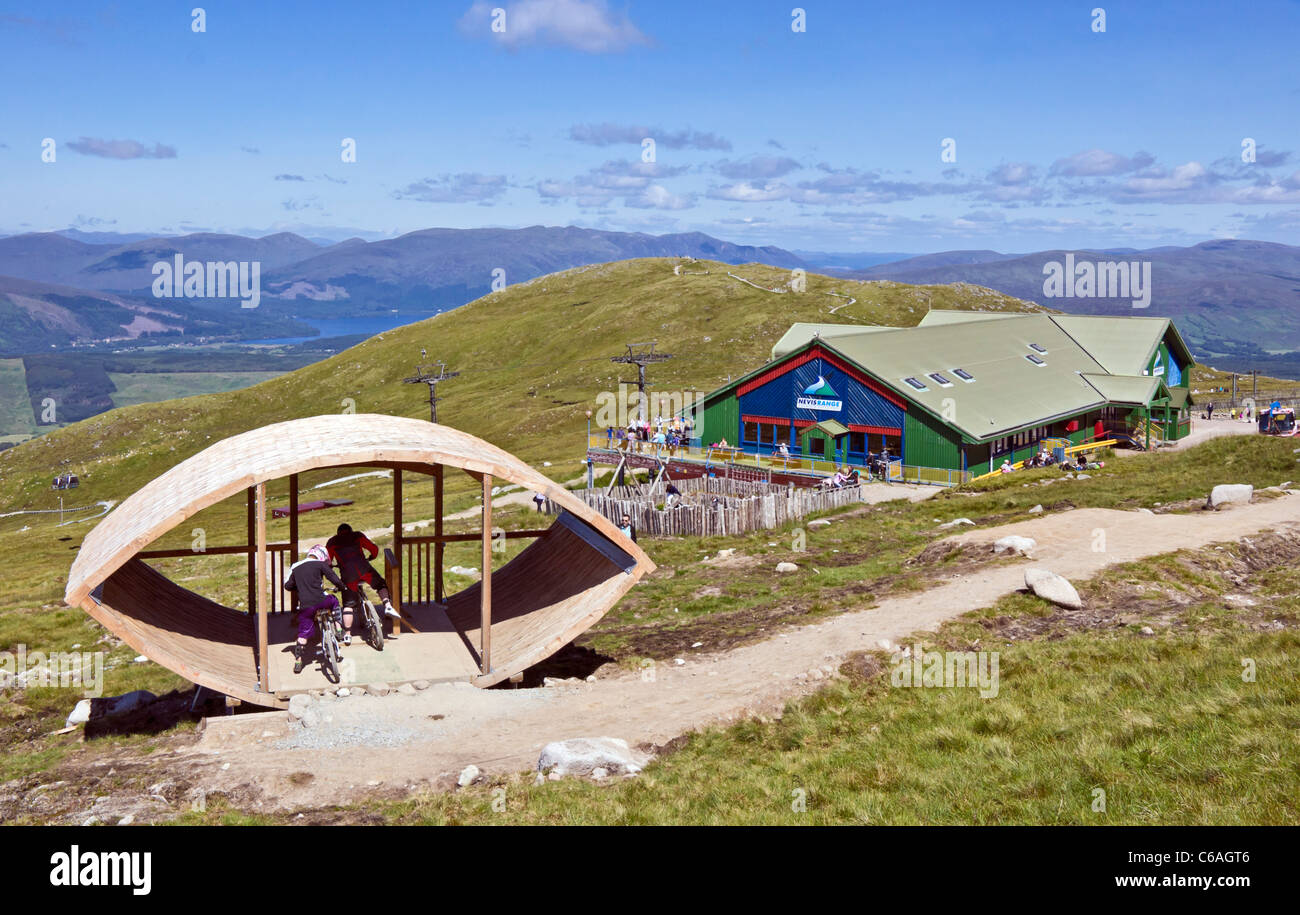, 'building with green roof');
697,310,1194,474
